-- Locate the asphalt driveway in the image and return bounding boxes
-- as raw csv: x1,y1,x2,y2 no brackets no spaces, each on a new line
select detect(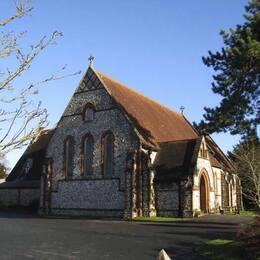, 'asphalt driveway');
0,211,252,260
